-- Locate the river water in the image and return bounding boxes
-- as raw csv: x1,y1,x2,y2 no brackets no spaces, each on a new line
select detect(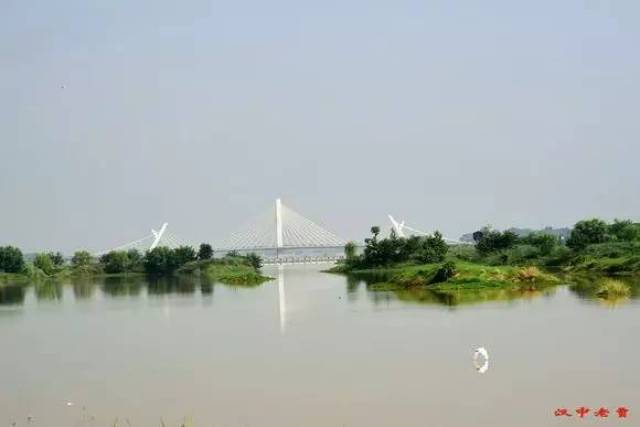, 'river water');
1,265,638,426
